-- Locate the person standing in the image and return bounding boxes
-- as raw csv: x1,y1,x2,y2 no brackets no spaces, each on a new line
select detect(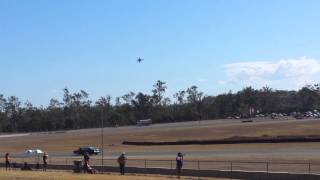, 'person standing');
83,152,90,173
5,152,10,170
176,152,183,178
43,152,48,171
117,152,127,175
